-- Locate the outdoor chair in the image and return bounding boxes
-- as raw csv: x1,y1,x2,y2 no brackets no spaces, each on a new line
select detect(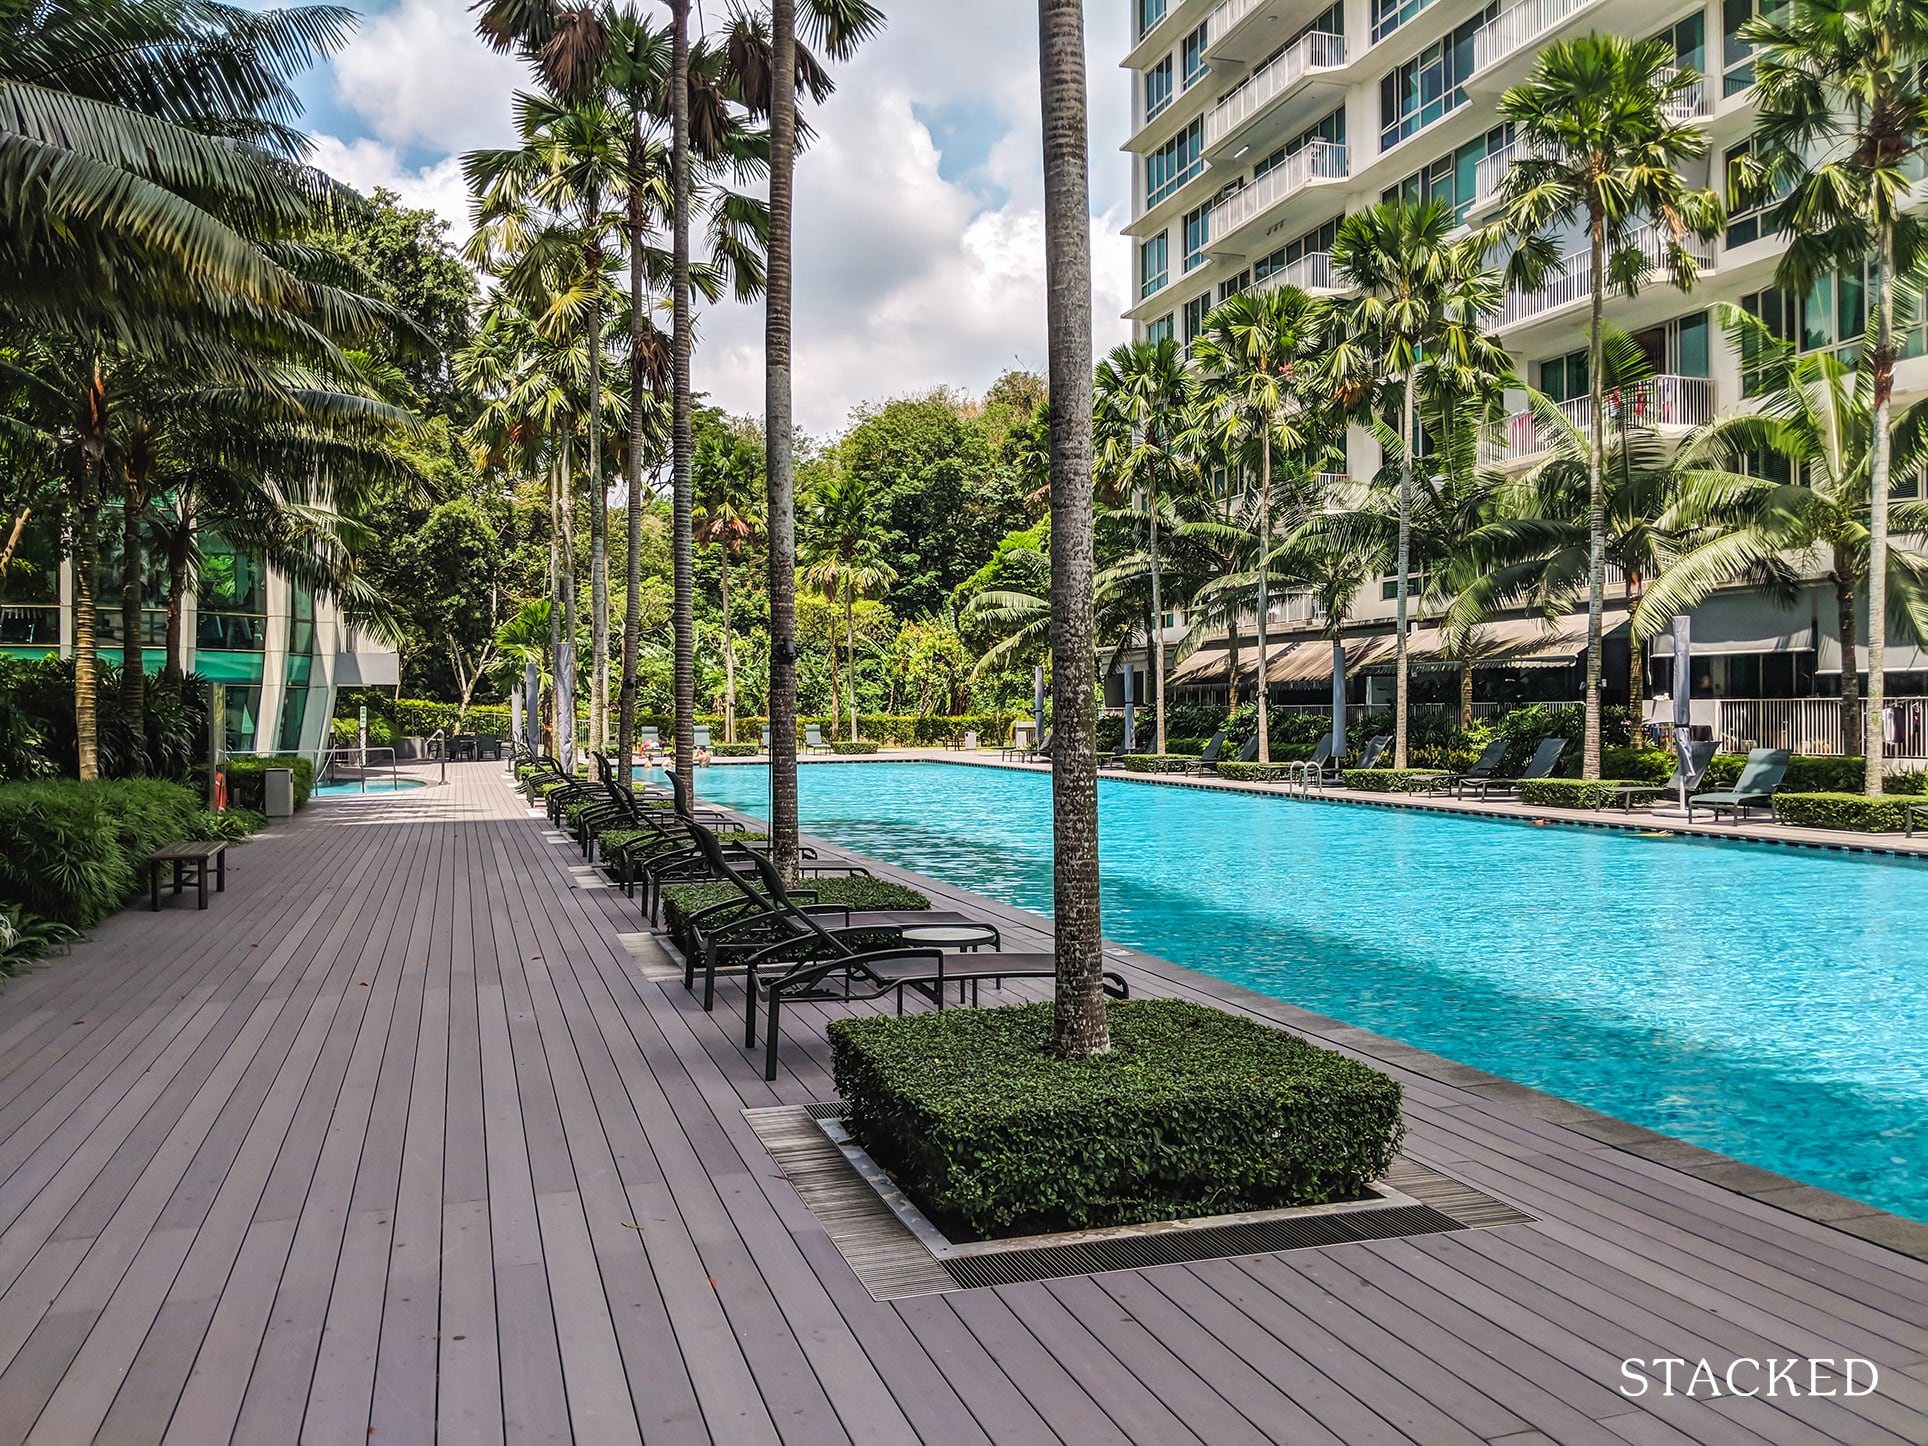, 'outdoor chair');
1001,727,1053,763
804,723,832,753
1349,735,1392,772
1187,730,1229,773
1229,734,1260,765
1423,738,1509,795
761,726,772,751
1284,733,1340,788
1605,740,1718,812
1457,737,1569,800
1685,748,1791,824
694,725,712,750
